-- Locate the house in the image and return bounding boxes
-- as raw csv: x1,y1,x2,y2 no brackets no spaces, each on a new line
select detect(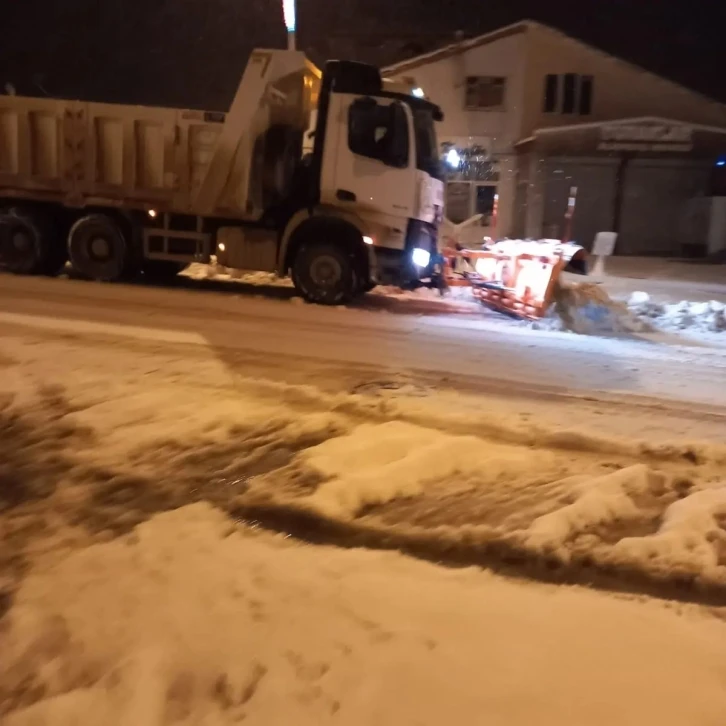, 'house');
384,21,726,255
